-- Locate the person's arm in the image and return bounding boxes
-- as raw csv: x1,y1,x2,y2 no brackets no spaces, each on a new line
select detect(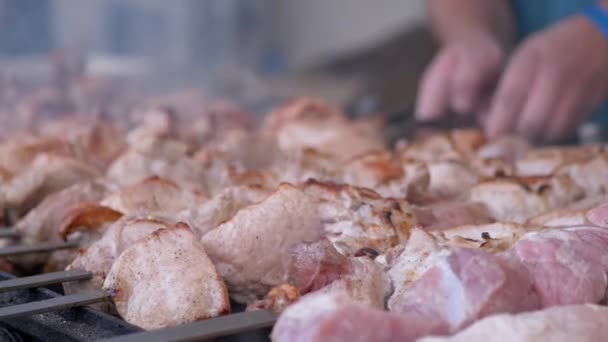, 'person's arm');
416,0,516,120
428,0,515,48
